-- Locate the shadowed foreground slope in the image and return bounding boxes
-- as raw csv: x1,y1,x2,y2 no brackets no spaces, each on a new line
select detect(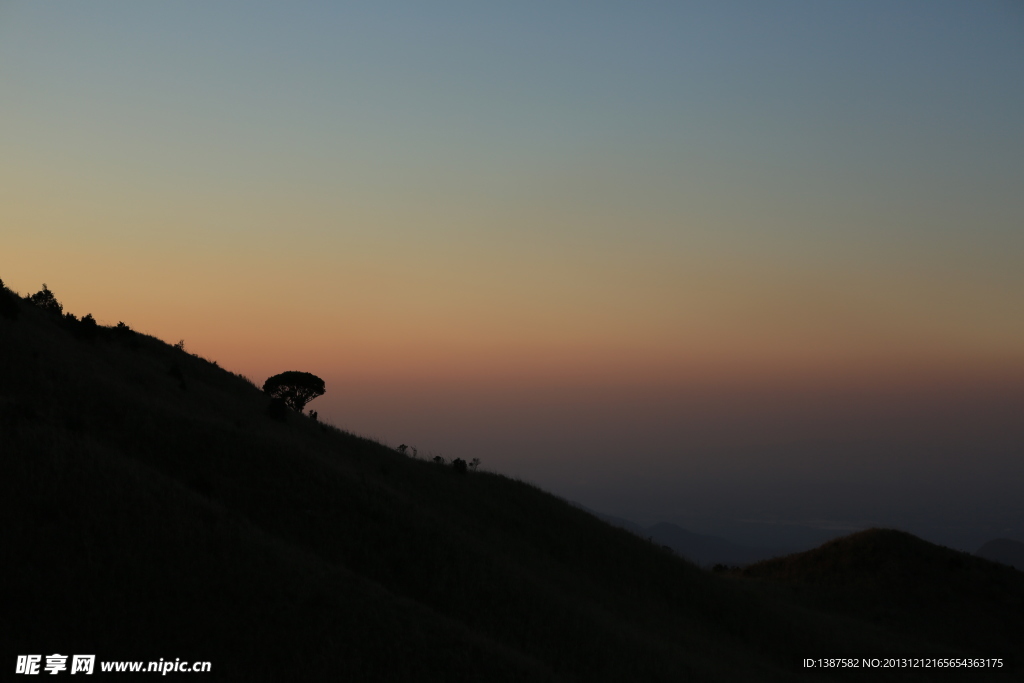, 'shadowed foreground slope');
2,288,1021,681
